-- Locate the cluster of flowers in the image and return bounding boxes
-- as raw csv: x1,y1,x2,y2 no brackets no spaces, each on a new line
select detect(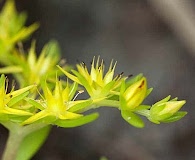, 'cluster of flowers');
0,0,187,129
0,56,187,128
